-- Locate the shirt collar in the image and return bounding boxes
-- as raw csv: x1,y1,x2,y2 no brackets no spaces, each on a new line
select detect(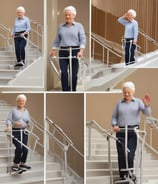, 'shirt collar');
63,21,76,26
121,97,135,103
129,19,135,23
17,16,24,20
16,106,26,111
